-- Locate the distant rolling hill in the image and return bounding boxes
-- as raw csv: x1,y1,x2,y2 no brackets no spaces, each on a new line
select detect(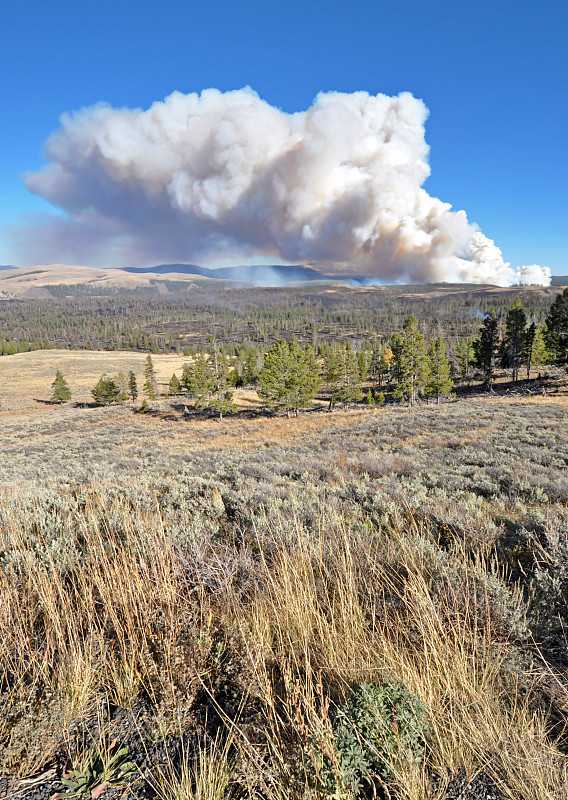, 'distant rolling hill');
0,262,348,297
1,262,566,298
124,262,343,284
124,264,568,288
